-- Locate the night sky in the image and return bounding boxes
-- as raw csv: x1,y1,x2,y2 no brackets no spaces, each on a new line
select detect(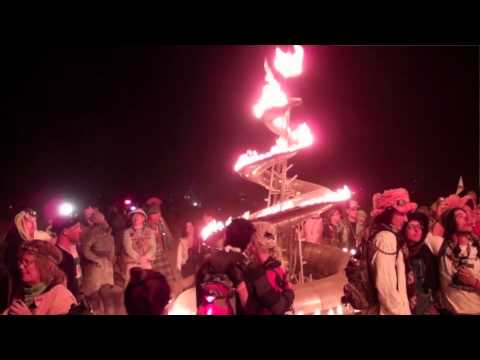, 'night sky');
1,45,478,222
